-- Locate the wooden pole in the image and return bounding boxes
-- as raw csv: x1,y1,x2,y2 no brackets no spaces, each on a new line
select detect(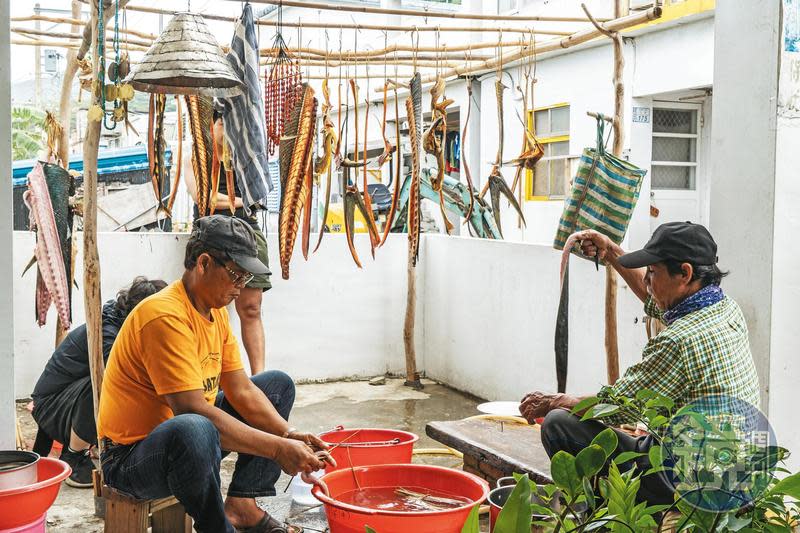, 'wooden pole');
125,5,572,34
11,27,153,48
582,3,624,385
403,258,421,389
54,0,82,349
262,40,536,59
372,6,662,90
12,14,157,40
83,0,105,453
221,0,610,23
